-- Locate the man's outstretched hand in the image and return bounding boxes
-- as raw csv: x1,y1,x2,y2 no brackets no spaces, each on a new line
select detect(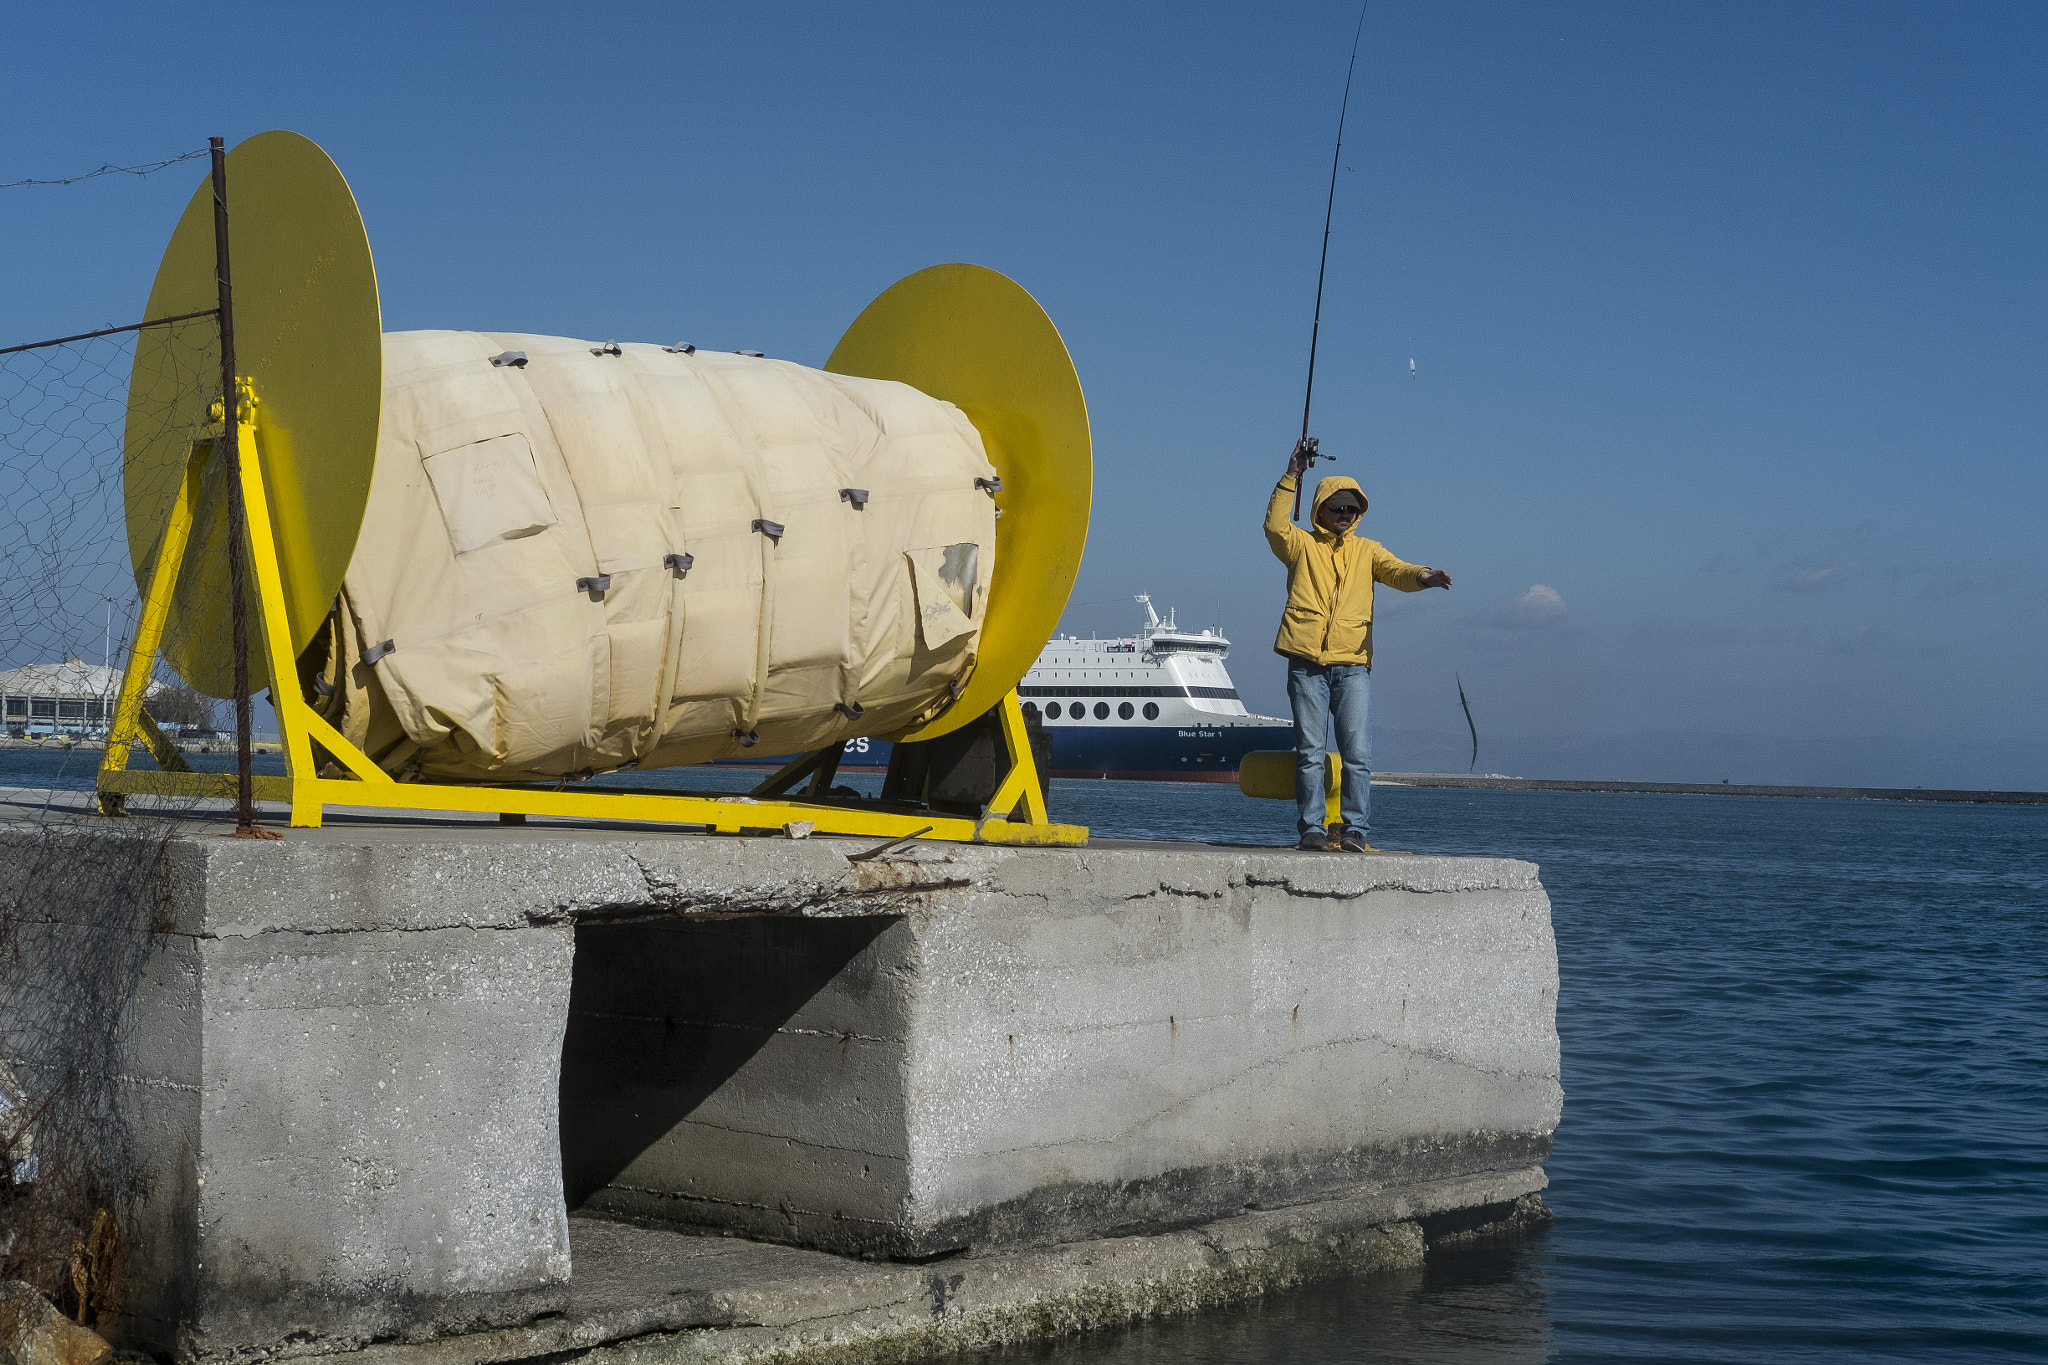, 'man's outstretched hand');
1287,440,1313,480
1419,568,1453,589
